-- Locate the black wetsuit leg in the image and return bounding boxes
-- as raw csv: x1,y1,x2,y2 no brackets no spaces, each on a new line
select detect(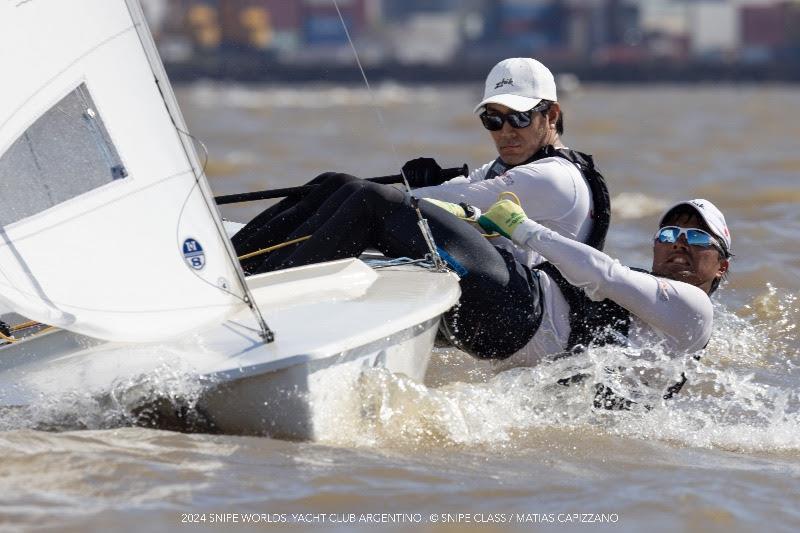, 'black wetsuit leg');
233,172,361,272
257,181,541,359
